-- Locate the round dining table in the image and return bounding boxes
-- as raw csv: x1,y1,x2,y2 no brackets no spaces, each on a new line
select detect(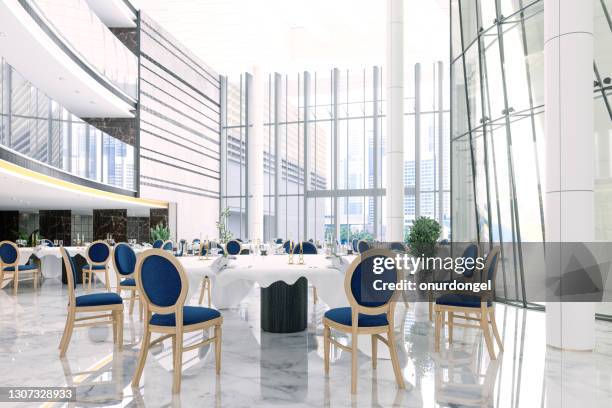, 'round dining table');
178,253,349,332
